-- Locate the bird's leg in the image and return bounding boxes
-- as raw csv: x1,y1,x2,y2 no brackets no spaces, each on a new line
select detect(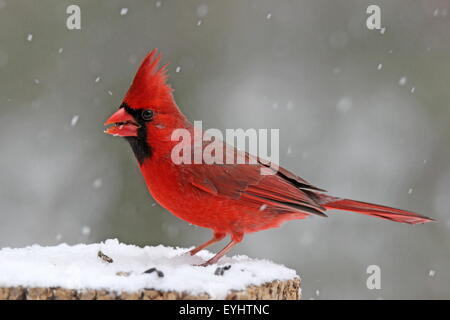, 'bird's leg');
198,233,243,267
188,232,226,256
